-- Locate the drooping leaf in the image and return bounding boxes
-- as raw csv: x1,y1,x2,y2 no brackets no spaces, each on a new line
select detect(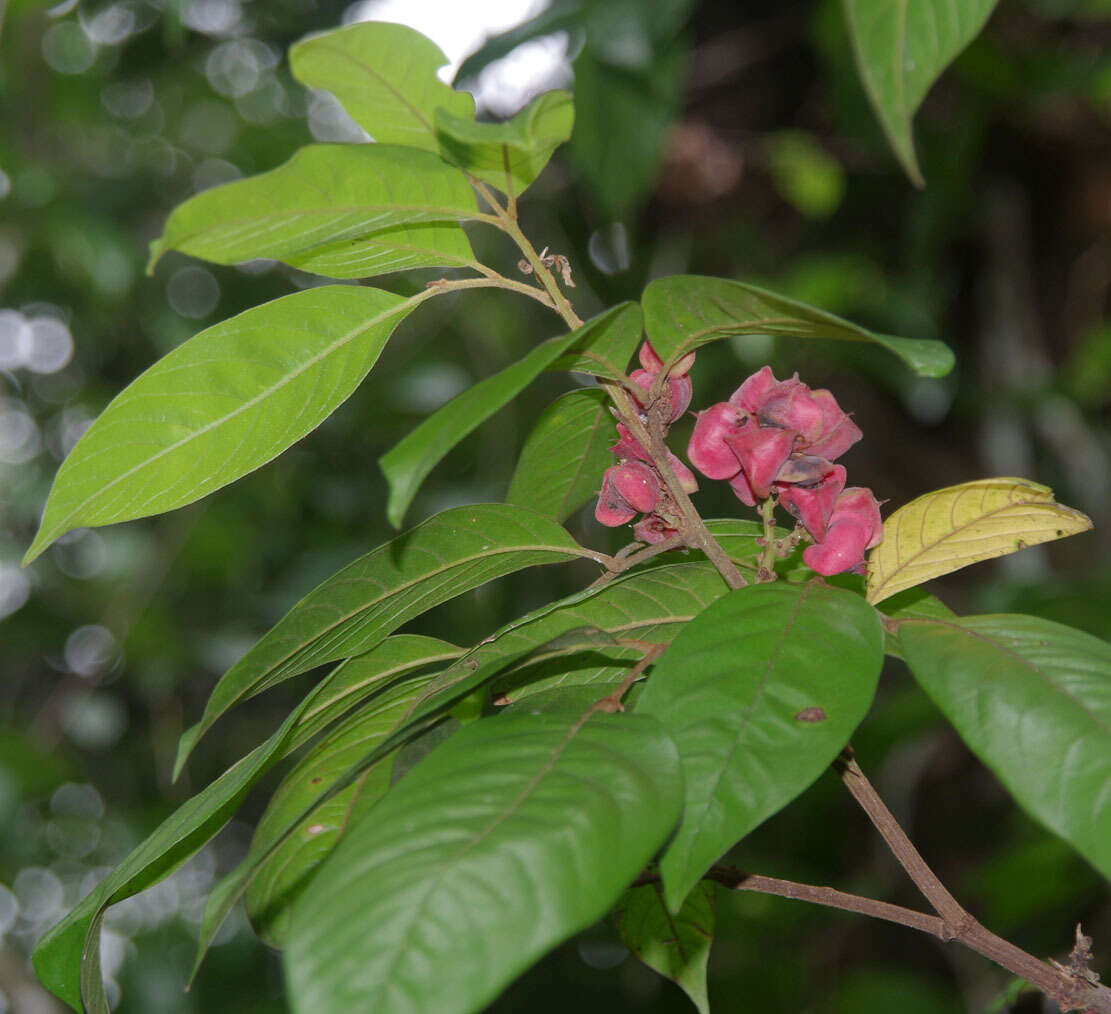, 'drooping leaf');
842,0,999,186
435,90,574,194
147,144,479,277
613,880,715,1014
284,711,683,1013
246,669,450,946
898,614,1111,879
506,389,612,521
380,303,639,528
290,21,475,152
866,477,1093,606
637,582,884,909
642,274,954,377
175,504,603,777
25,286,421,565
